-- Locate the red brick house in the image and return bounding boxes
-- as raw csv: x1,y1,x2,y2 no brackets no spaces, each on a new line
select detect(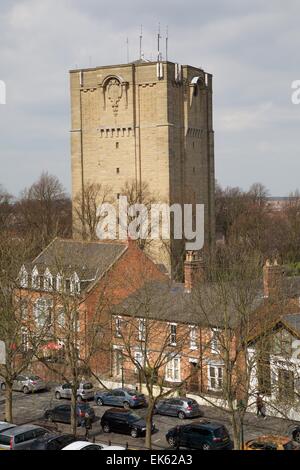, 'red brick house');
17,237,166,380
